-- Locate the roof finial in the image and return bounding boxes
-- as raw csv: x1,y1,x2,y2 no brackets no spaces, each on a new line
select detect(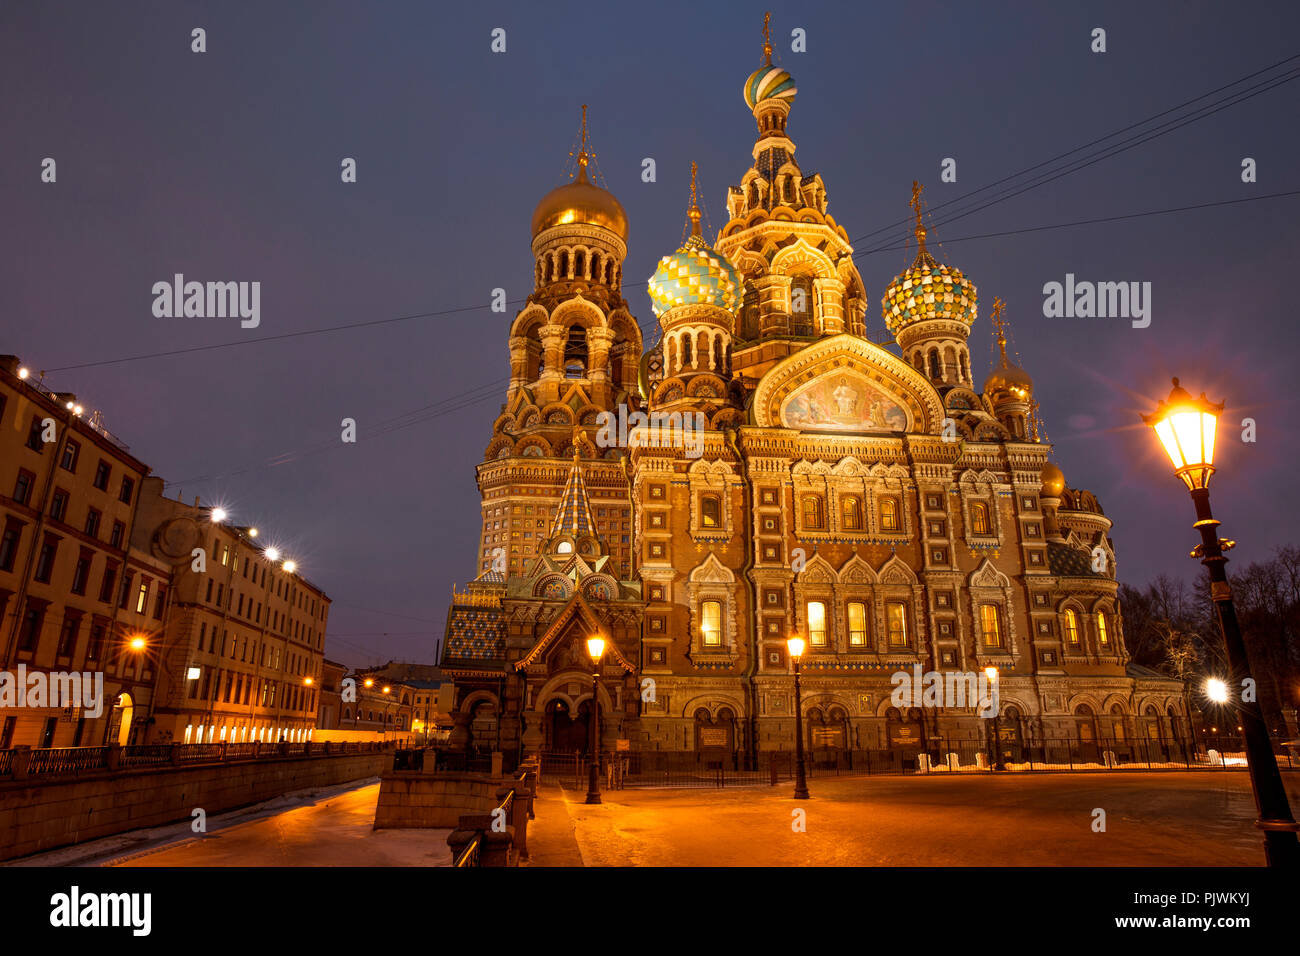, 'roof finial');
574,104,590,182
910,180,928,256
762,11,773,66
991,297,1009,367
687,160,702,239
